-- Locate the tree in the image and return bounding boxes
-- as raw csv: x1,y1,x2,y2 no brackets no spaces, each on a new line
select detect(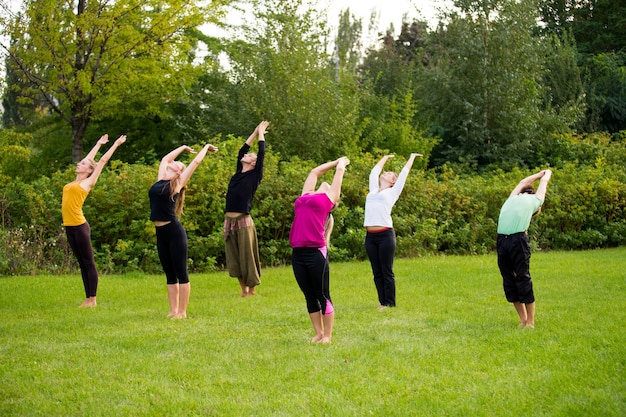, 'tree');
541,31,586,133
202,0,360,162
538,0,626,133
569,0,626,56
334,8,363,76
357,18,437,157
360,19,430,97
0,0,230,162
424,0,572,168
